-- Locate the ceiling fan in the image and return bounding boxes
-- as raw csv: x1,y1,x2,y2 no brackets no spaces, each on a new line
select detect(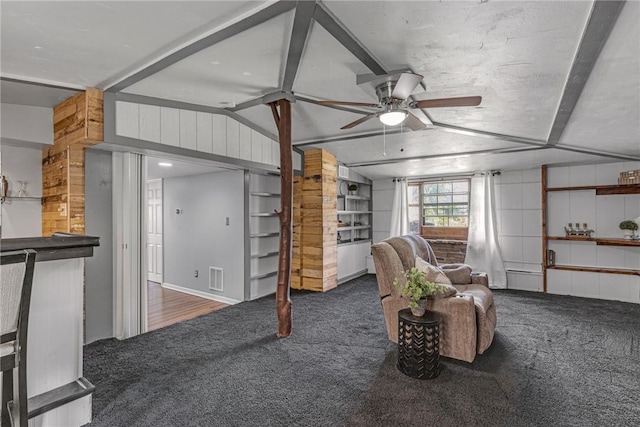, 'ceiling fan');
317,72,482,131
